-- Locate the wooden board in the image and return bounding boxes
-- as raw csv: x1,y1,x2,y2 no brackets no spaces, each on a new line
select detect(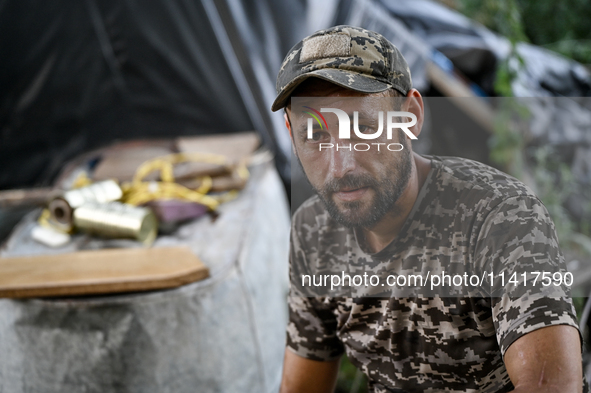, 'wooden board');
175,131,260,163
173,132,261,180
93,145,174,182
426,61,494,133
0,247,209,298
